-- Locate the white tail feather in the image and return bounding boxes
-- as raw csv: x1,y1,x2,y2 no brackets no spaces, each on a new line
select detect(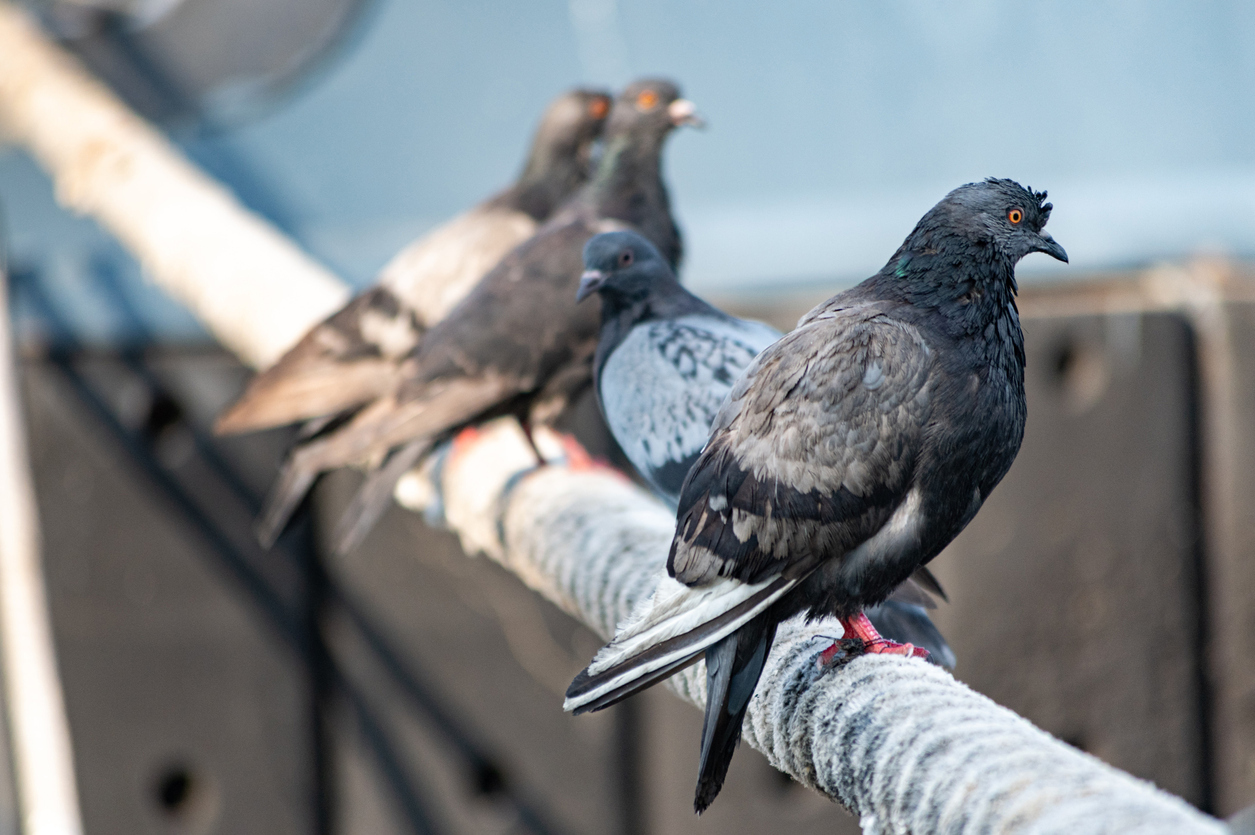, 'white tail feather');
563,571,798,713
